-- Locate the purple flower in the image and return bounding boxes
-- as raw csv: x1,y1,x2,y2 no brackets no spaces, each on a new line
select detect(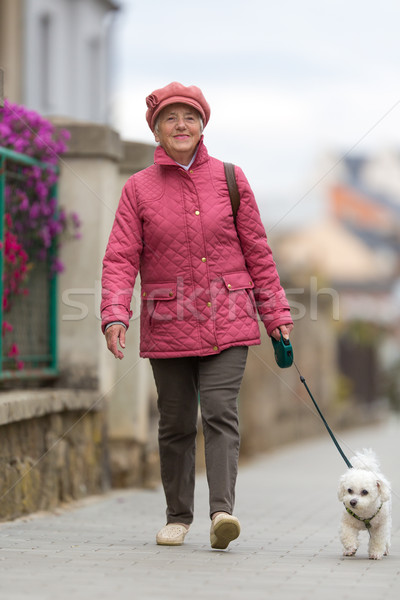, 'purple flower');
13,138,28,153
0,122,12,138
71,211,81,228
19,194,29,211
49,220,62,236
35,181,48,201
51,257,65,273
40,226,52,248
32,166,41,179
1,100,81,324
29,203,41,220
